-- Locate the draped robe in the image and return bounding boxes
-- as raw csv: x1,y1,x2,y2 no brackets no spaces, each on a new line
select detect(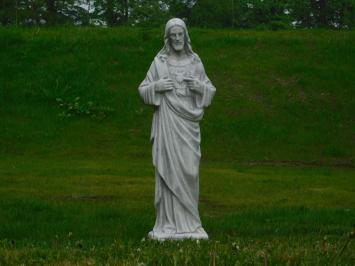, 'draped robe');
139,53,215,240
